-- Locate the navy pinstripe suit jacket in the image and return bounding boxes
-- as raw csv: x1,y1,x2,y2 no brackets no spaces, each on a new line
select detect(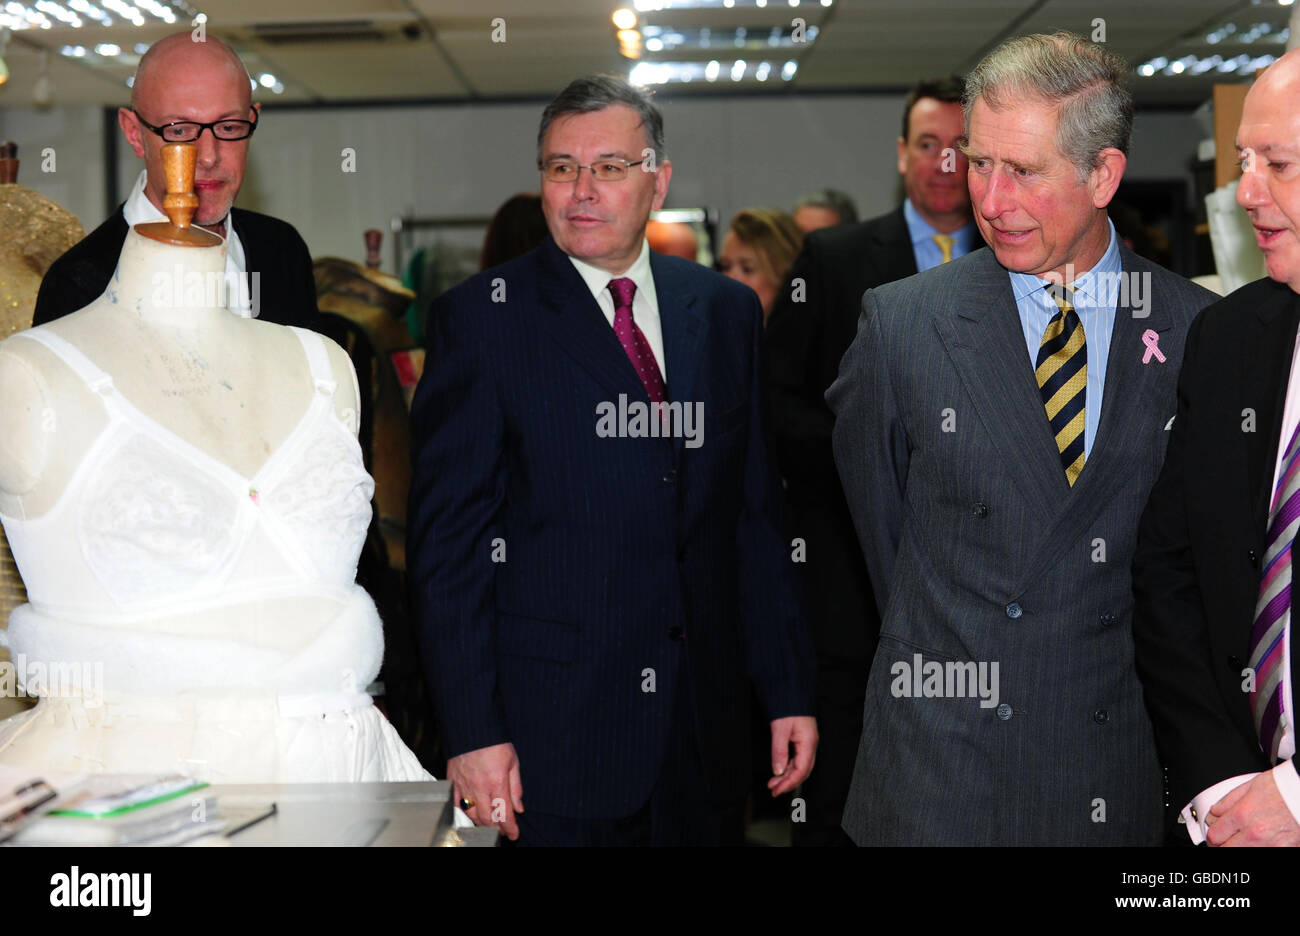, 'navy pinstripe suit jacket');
409,236,814,818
